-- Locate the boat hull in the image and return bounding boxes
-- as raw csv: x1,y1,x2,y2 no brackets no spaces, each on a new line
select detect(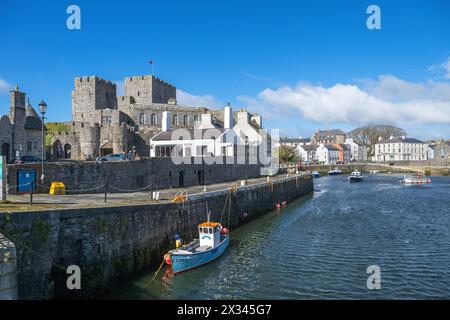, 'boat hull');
348,177,363,182
328,172,342,176
402,179,431,185
170,236,229,274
